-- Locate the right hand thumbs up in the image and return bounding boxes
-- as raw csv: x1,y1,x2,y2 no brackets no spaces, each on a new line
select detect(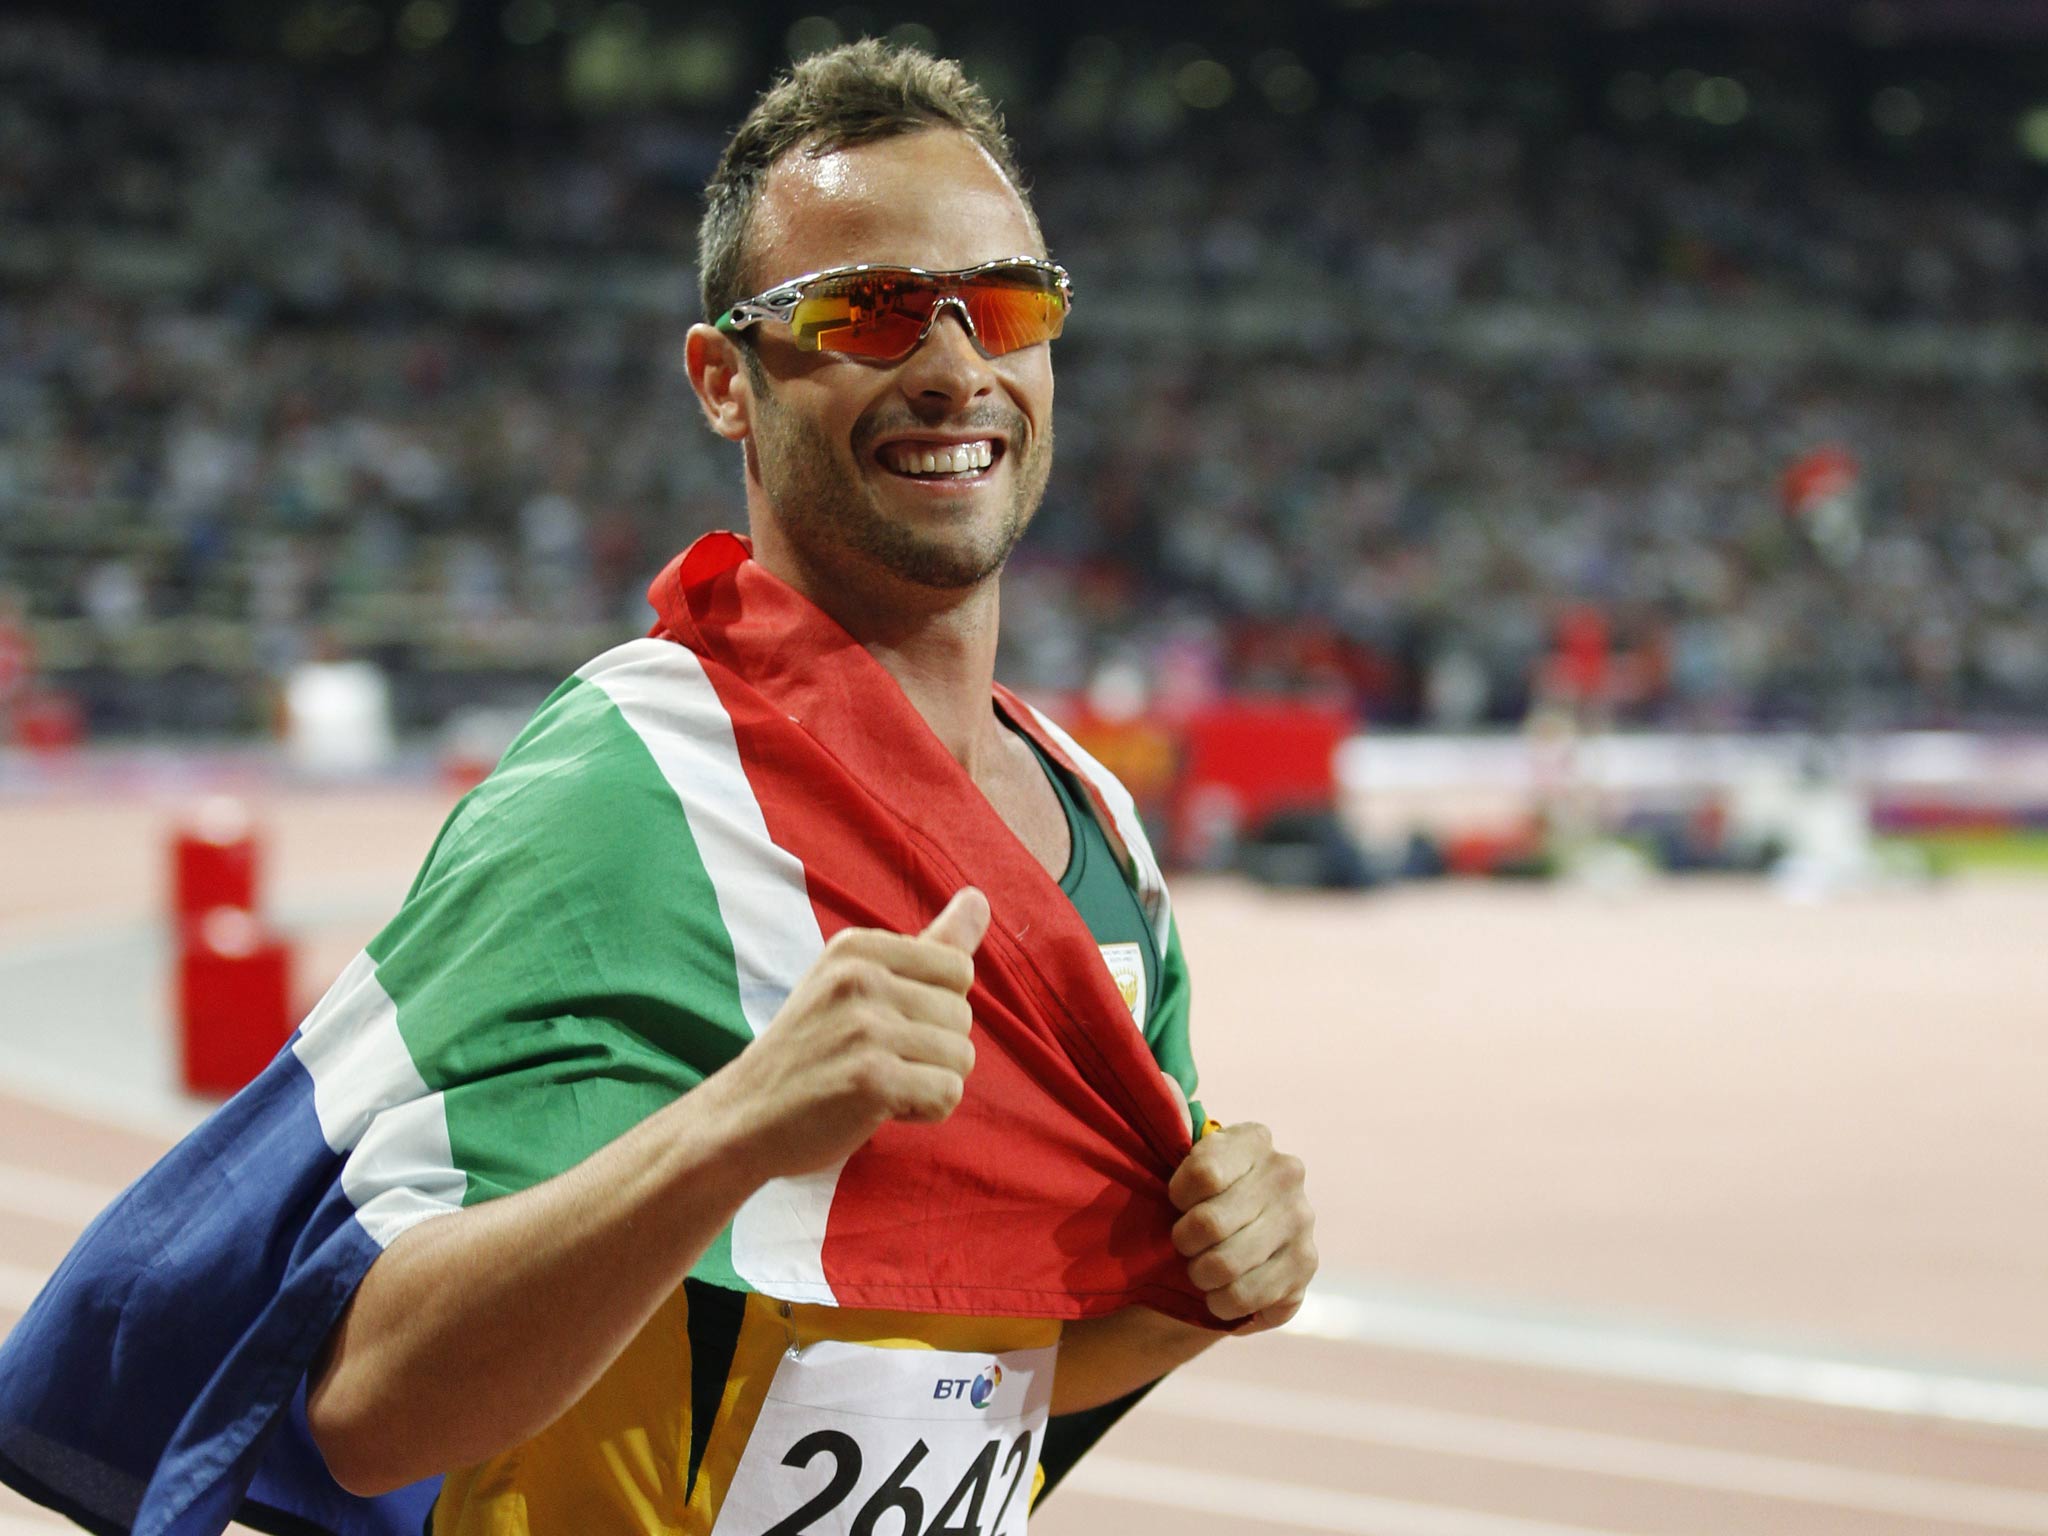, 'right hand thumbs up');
717,891,992,1181
920,886,991,957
